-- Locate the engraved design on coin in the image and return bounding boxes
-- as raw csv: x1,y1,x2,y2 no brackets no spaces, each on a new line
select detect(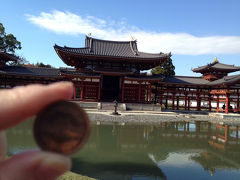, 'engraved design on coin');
34,101,90,155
